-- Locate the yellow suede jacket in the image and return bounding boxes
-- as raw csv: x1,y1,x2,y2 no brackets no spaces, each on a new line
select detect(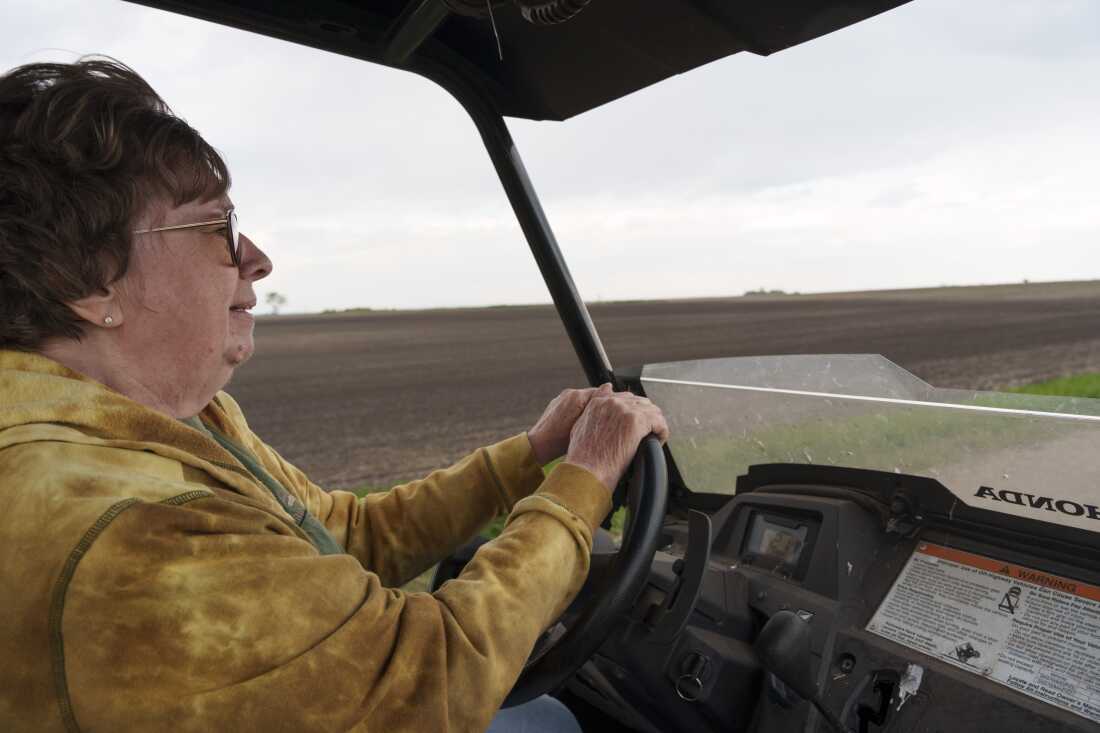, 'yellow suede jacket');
0,351,611,732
